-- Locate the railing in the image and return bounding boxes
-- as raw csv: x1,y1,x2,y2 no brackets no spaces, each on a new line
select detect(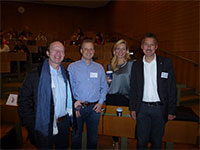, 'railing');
158,49,199,67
